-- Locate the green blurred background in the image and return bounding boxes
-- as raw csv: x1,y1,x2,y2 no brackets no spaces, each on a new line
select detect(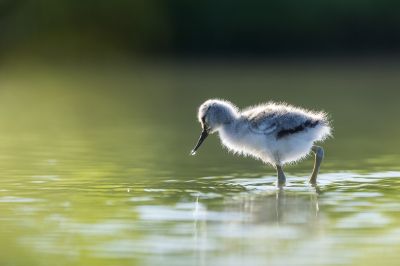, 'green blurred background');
0,0,400,176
